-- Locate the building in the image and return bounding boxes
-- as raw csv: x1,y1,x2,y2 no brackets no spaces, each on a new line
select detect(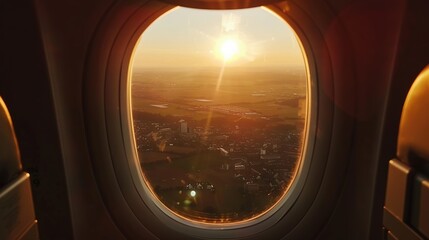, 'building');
179,120,188,133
